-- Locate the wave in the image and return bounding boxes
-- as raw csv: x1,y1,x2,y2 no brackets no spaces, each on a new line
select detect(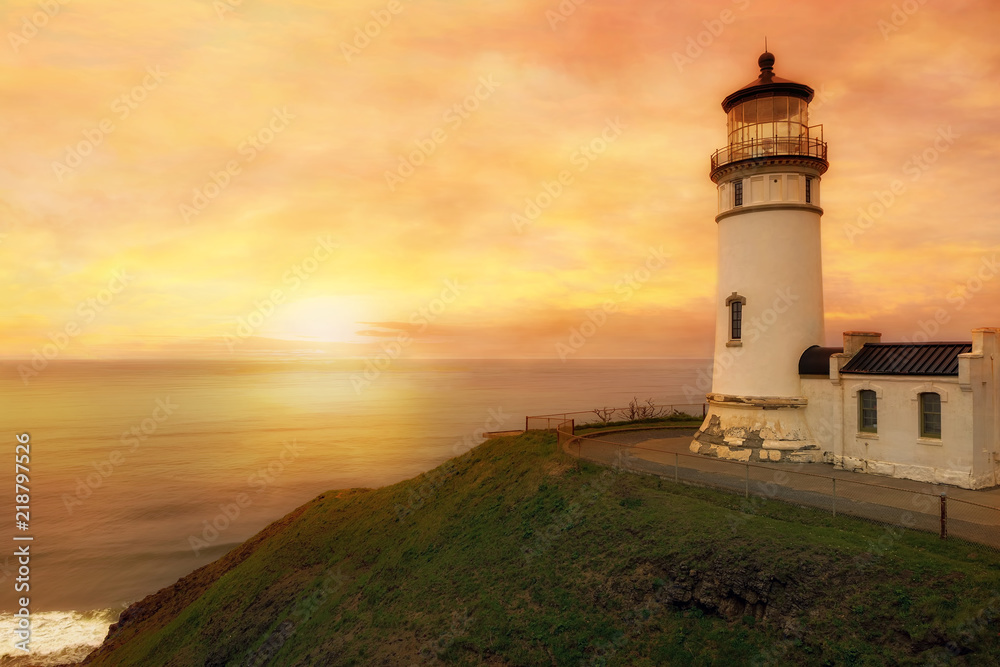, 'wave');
0,609,117,666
